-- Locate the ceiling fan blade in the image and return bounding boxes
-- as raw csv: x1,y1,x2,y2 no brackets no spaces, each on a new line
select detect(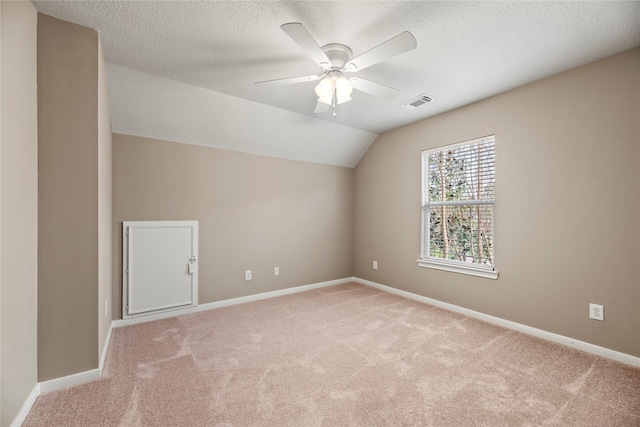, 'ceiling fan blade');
281,23,331,67
345,31,417,72
314,101,330,114
255,74,322,88
349,77,399,100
